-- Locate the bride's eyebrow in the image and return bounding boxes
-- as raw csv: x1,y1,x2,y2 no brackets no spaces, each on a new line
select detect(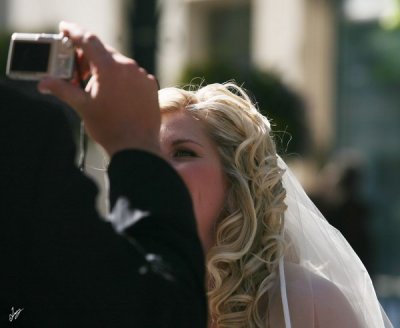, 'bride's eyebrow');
172,138,204,148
